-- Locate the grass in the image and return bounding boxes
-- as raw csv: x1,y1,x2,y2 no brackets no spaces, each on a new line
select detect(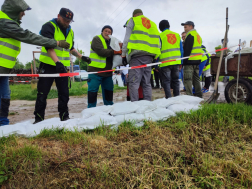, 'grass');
0,103,252,188
9,81,126,101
